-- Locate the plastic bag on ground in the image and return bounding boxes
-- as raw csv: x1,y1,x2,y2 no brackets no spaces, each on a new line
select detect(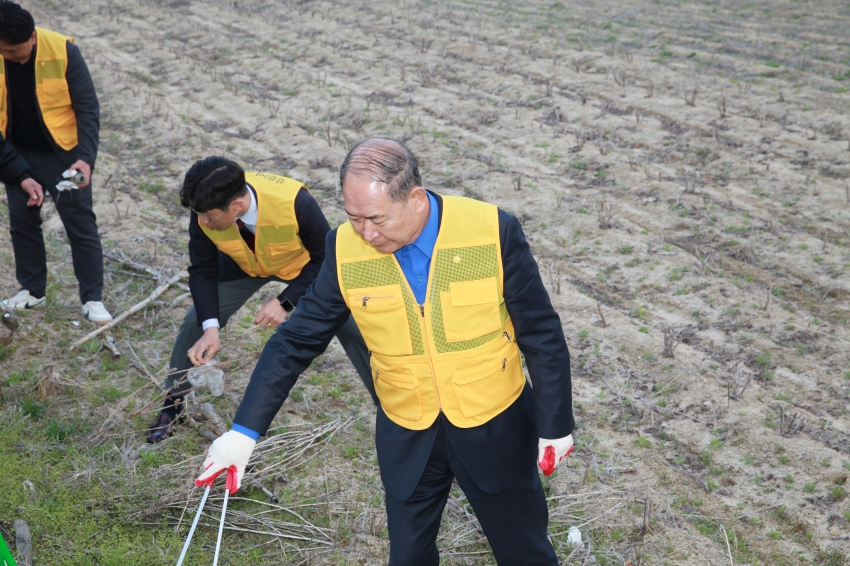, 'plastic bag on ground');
187,362,225,397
